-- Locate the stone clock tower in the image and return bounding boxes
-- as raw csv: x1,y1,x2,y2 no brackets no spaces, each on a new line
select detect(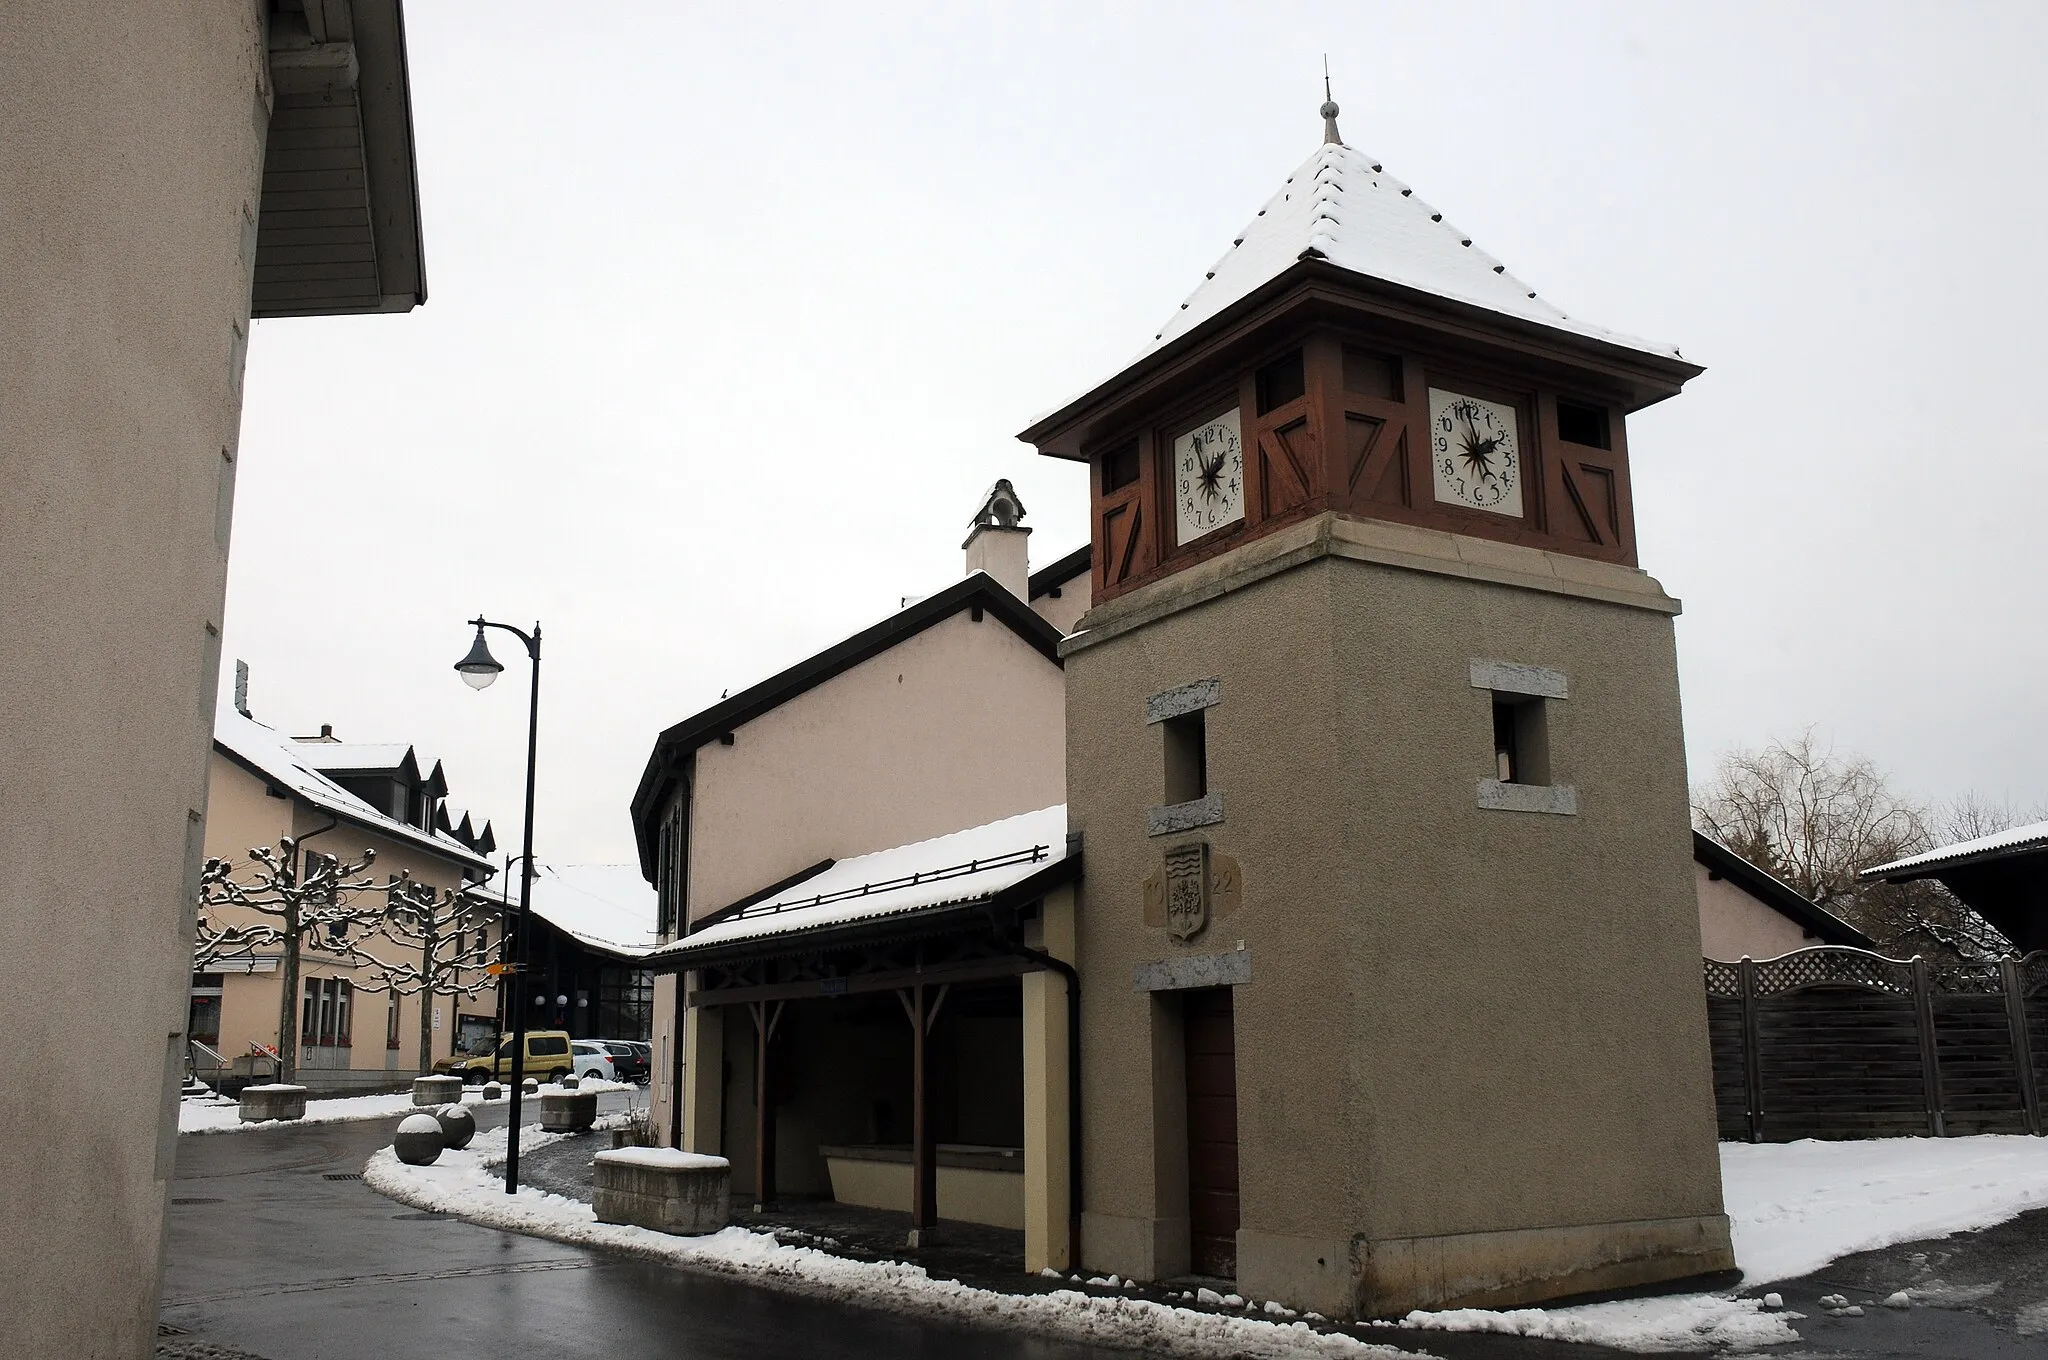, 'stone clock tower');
1019,103,1734,1316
